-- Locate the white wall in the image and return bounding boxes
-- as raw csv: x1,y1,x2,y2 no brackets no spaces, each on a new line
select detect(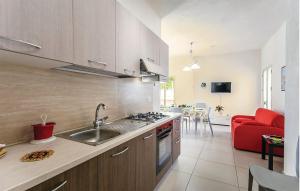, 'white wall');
284,0,299,176
170,50,261,116
169,56,195,105
117,0,161,36
261,23,286,113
